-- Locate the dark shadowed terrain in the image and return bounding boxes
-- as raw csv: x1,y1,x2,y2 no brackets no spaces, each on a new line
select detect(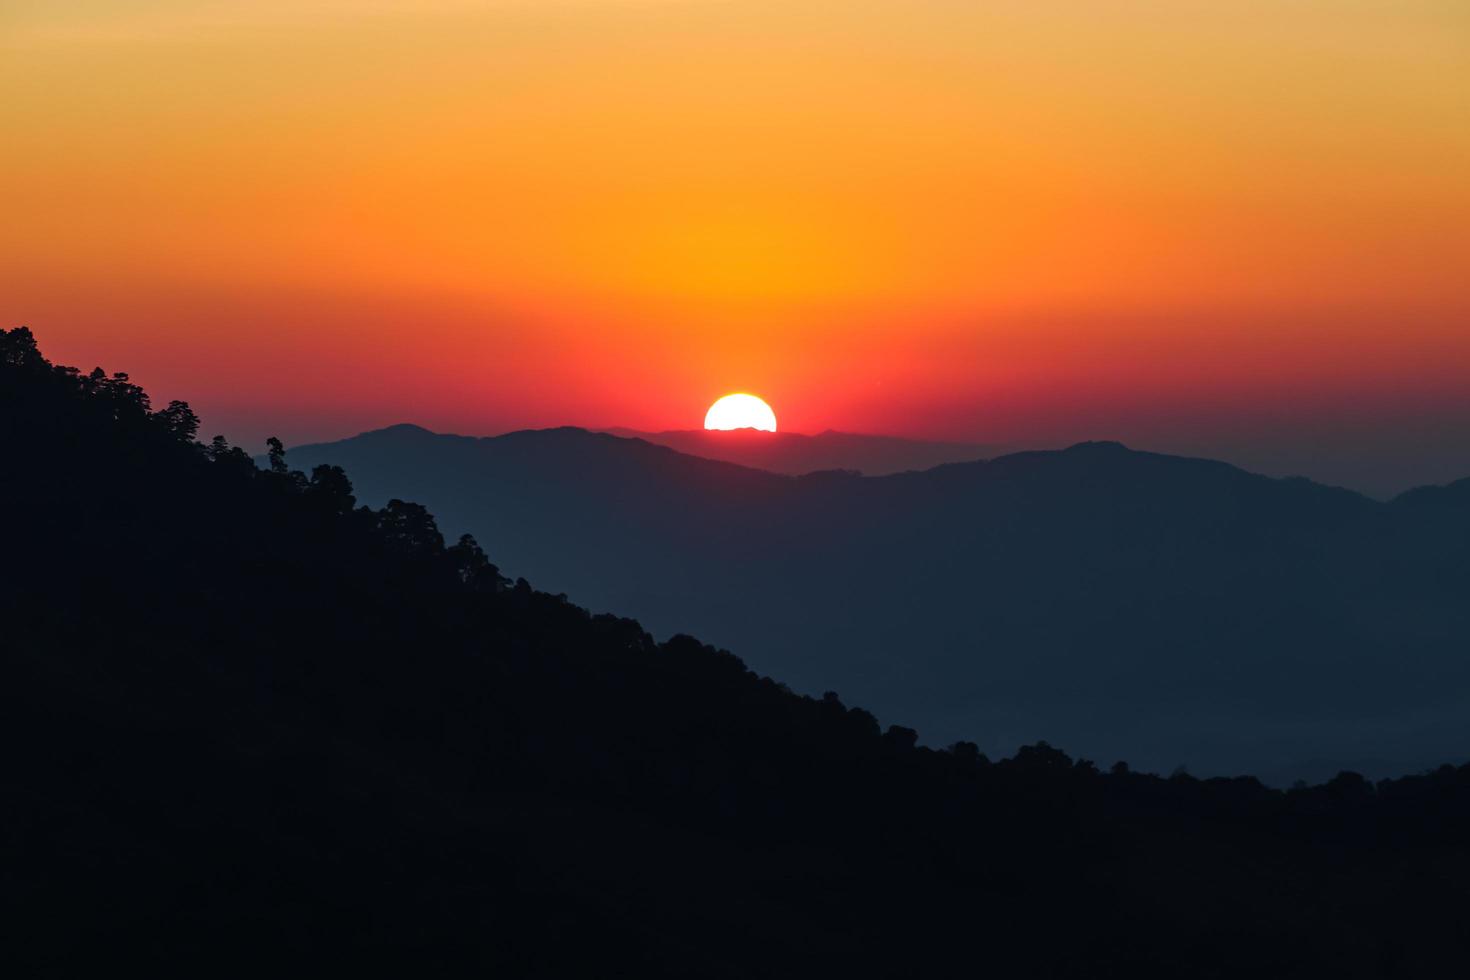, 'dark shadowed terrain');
281,424,1470,782
7,326,1470,976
